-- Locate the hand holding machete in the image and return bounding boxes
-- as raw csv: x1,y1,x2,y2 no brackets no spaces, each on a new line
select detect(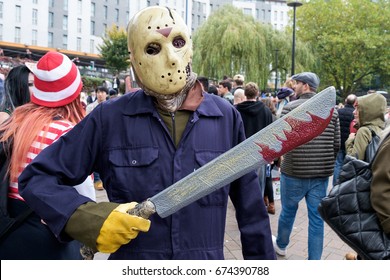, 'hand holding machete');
81,86,335,258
